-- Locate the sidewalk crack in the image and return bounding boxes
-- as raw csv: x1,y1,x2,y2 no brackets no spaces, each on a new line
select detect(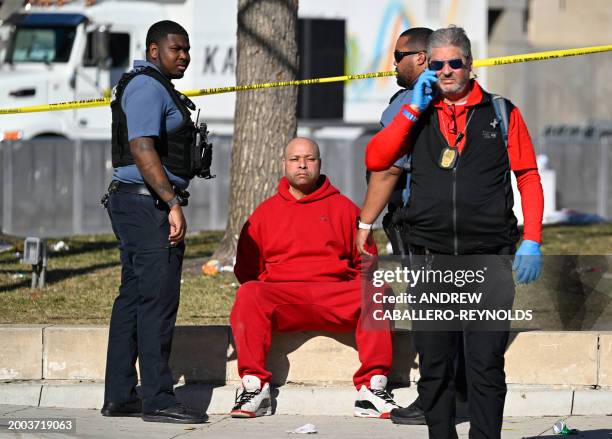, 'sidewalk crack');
168,416,232,438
